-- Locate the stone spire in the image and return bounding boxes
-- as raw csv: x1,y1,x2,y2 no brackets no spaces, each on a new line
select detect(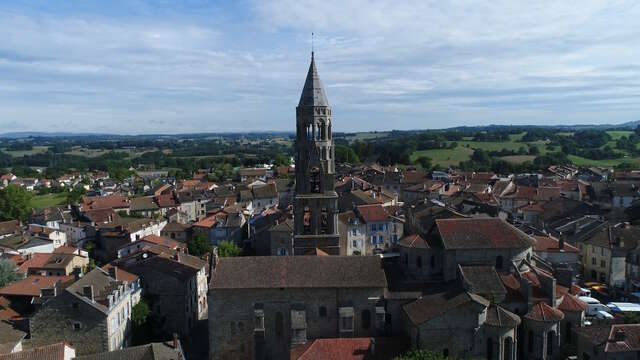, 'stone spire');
298,53,329,107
